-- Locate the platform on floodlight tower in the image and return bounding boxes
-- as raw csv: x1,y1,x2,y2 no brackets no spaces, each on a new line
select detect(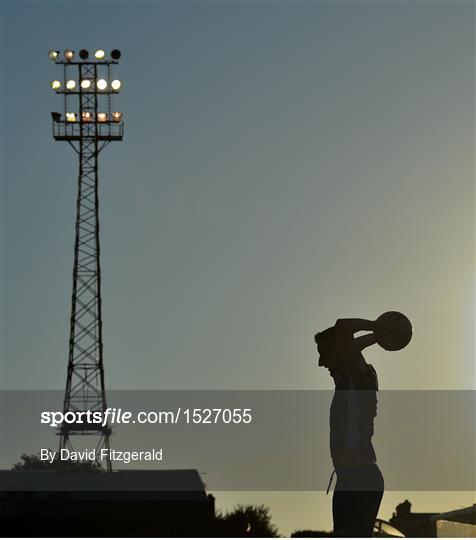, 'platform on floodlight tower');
52,120,124,141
